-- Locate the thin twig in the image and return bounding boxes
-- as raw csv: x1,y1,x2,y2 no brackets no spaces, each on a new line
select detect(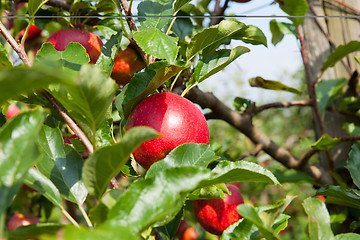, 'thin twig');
237,144,263,160
328,0,360,16
297,25,326,134
0,22,31,66
252,100,312,114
